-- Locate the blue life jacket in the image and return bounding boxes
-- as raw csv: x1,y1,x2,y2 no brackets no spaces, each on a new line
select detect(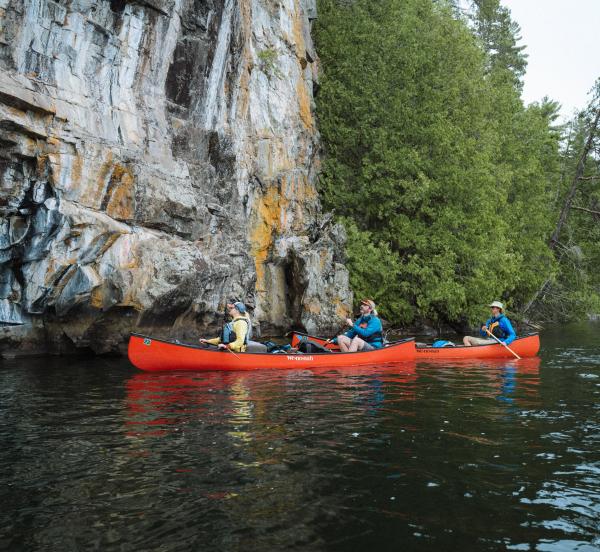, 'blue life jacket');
221,317,250,345
346,314,383,346
487,314,508,339
480,313,517,345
